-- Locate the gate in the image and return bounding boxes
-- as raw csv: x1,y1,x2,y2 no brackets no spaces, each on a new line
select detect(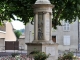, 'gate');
5,41,19,50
